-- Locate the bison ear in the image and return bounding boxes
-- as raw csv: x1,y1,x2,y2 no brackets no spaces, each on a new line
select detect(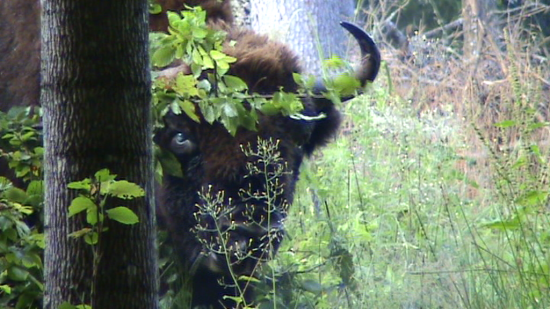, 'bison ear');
302,103,341,156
